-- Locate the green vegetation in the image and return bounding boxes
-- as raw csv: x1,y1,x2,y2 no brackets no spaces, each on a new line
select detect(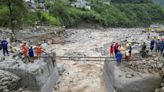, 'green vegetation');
152,0,164,7
0,0,164,28
0,0,28,27
111,0,153,3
